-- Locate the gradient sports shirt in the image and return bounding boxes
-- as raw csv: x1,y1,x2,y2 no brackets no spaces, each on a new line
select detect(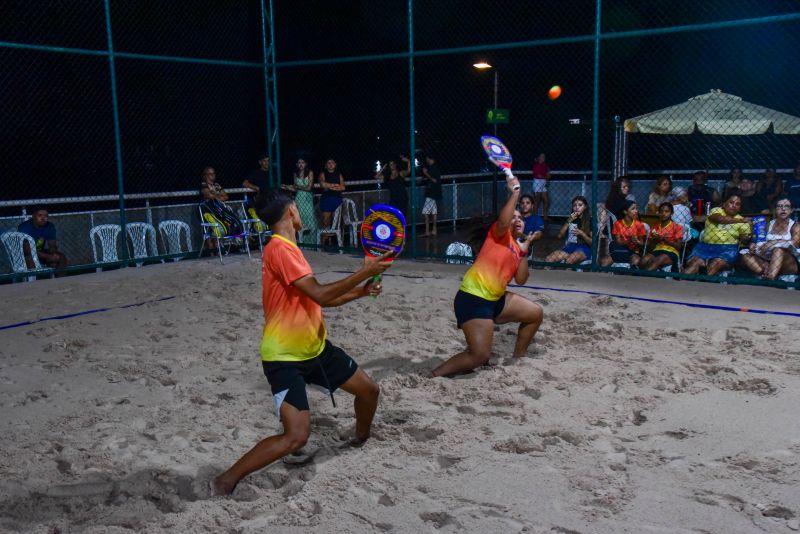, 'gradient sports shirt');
260,235,326,362
459,223,522,301
651,220,683,256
